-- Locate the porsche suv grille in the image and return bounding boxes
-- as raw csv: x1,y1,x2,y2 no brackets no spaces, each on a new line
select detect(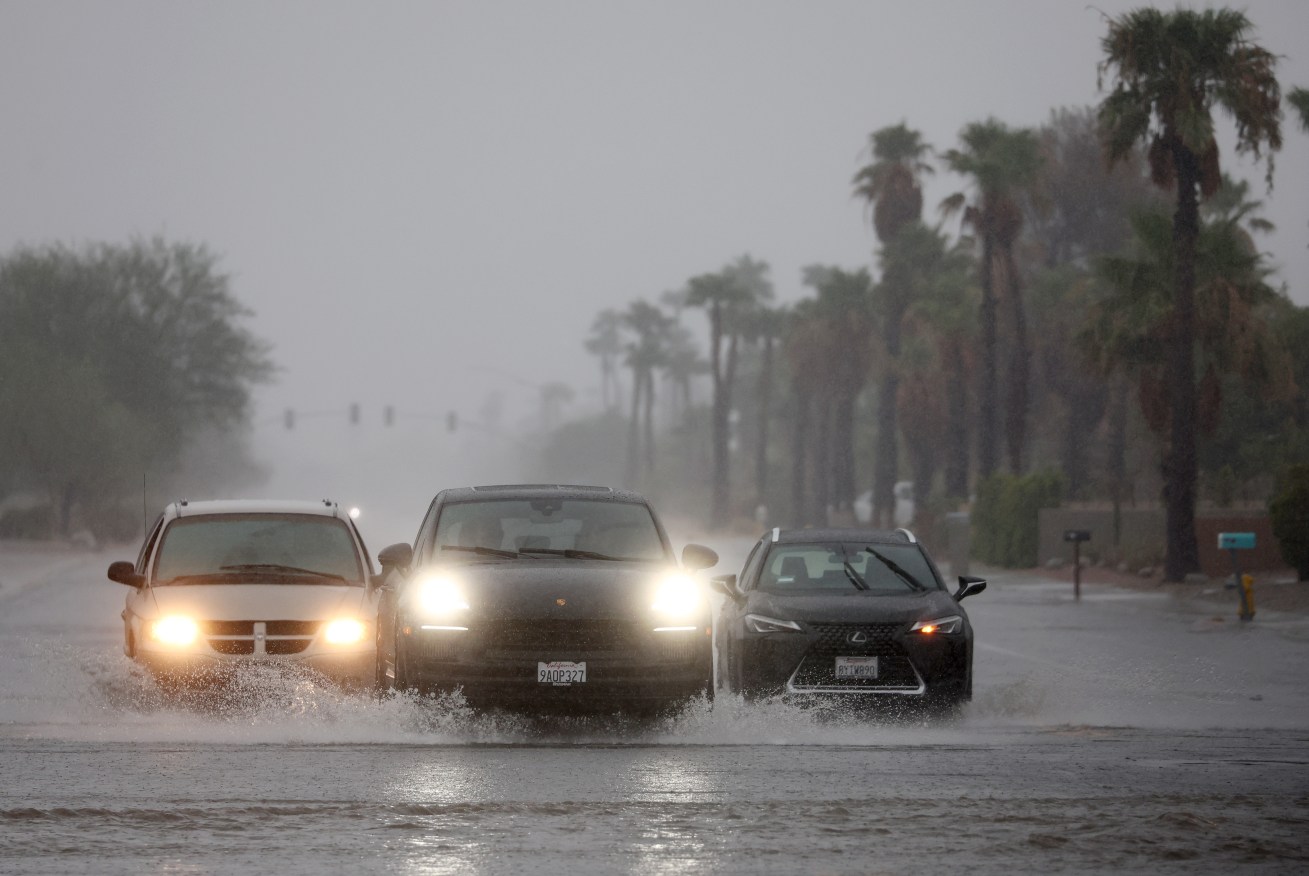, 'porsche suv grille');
482,619,639,655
